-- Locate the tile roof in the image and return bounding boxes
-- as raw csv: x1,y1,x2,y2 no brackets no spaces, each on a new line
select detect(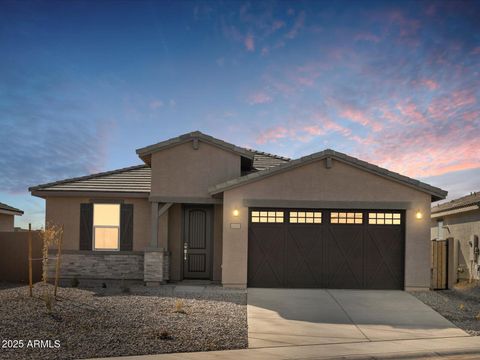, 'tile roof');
209,149,447,202
29,152,288,194
0,202,23,215
432,191,480,214
29,165,151,193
